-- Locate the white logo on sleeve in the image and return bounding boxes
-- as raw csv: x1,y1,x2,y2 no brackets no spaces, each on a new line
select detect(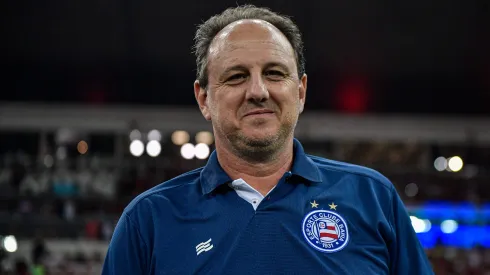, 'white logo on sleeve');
196,238,213,255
